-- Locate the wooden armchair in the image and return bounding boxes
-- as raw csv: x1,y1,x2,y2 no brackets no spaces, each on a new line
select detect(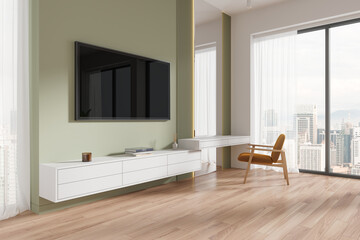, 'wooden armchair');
237,134,289,185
